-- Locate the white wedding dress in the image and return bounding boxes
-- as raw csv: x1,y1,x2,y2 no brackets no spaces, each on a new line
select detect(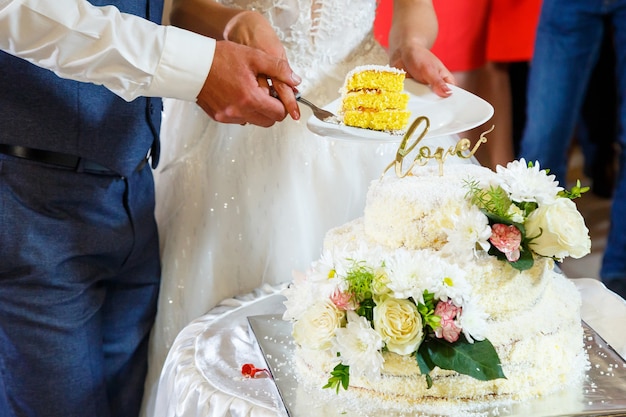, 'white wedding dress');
142,1,466,415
